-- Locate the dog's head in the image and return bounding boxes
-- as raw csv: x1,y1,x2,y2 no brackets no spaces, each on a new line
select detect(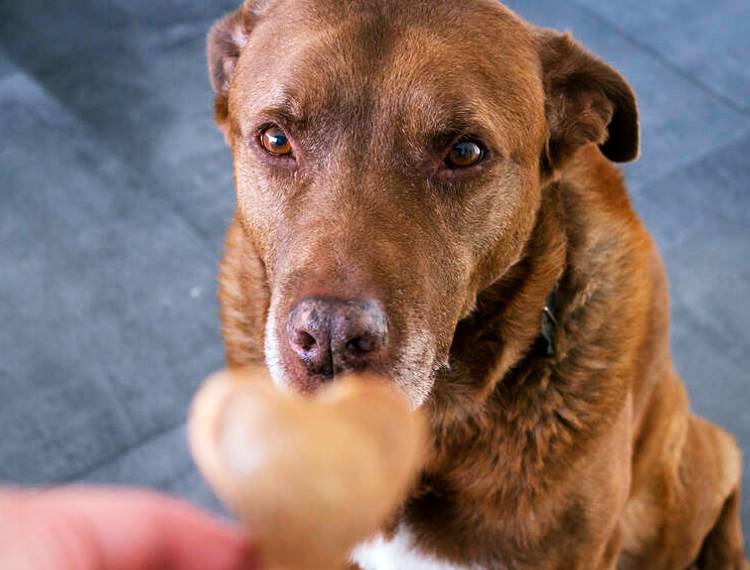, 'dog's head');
208,0,638,406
